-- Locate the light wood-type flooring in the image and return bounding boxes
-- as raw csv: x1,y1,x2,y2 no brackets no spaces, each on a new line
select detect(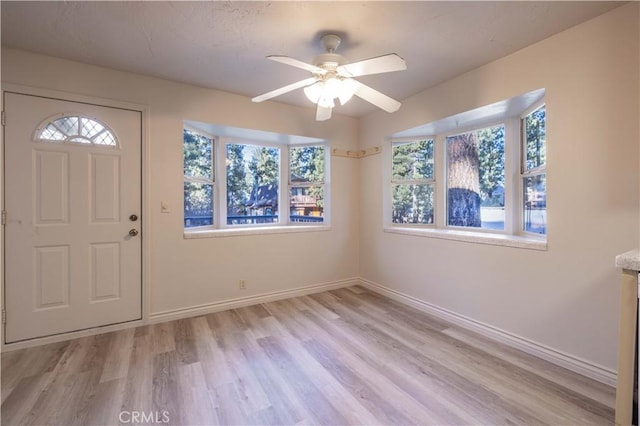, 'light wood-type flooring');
2,286,615,425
